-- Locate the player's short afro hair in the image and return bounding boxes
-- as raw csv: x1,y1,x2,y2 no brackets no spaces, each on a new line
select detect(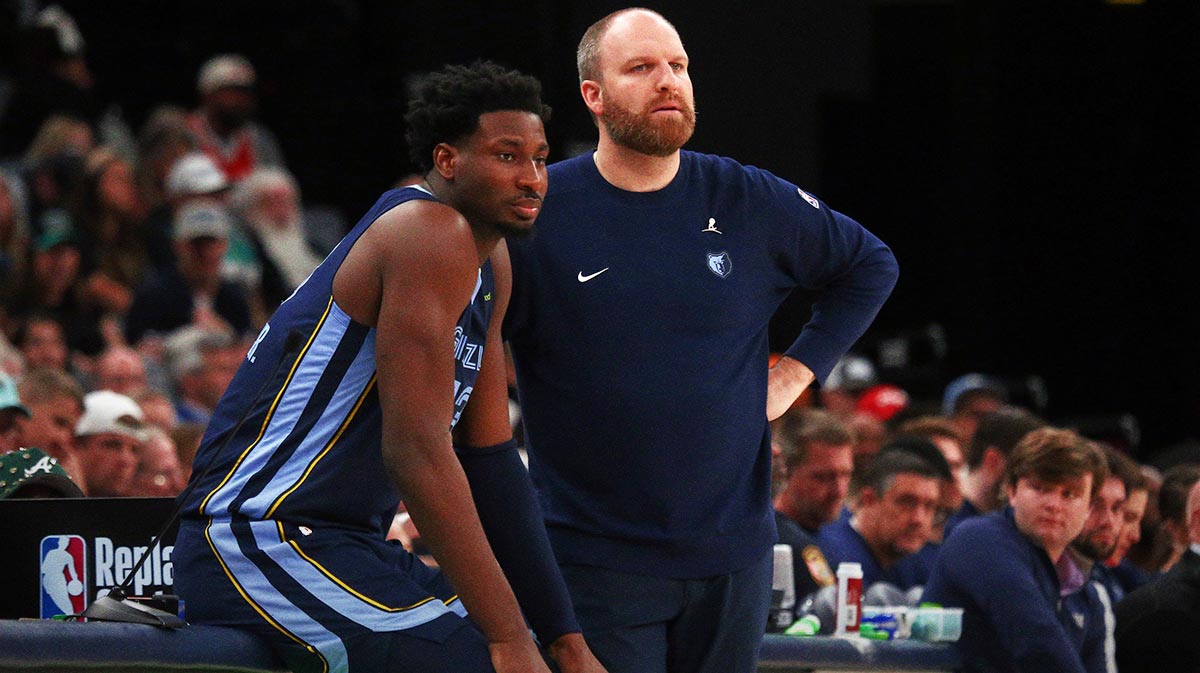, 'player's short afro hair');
405,60,552,173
